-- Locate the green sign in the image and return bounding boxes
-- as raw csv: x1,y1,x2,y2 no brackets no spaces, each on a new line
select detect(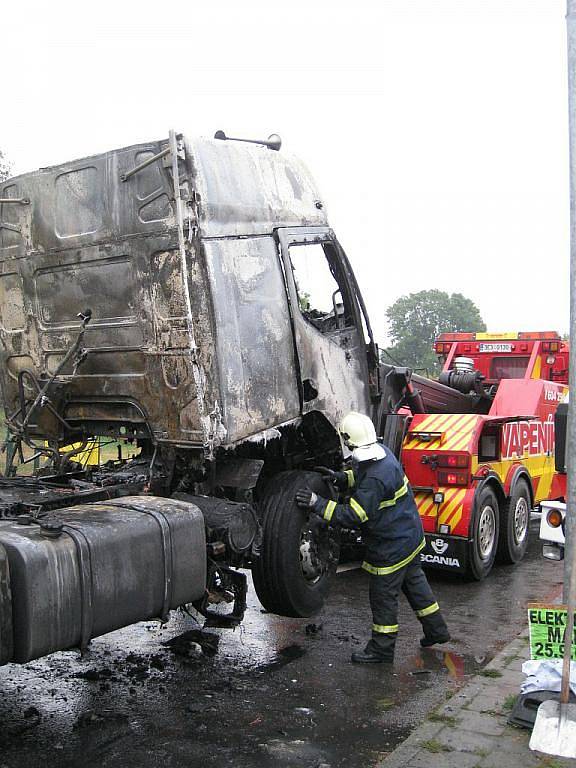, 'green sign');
528,603,576,661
